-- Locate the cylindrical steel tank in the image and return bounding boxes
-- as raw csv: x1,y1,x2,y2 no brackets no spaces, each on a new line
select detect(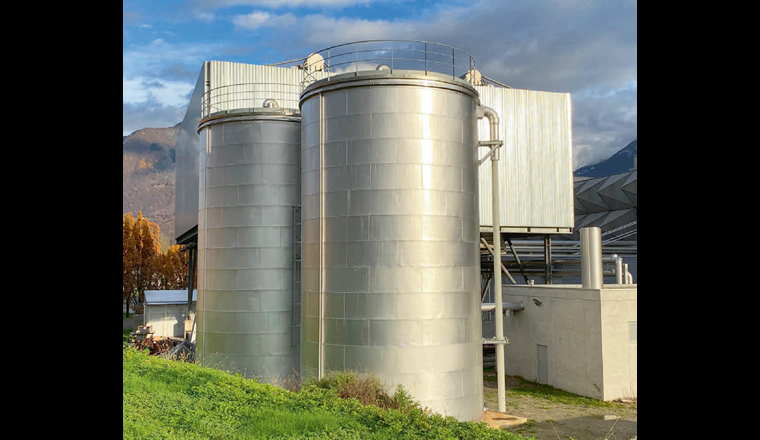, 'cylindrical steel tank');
299,70,483,421
196,107,301,382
